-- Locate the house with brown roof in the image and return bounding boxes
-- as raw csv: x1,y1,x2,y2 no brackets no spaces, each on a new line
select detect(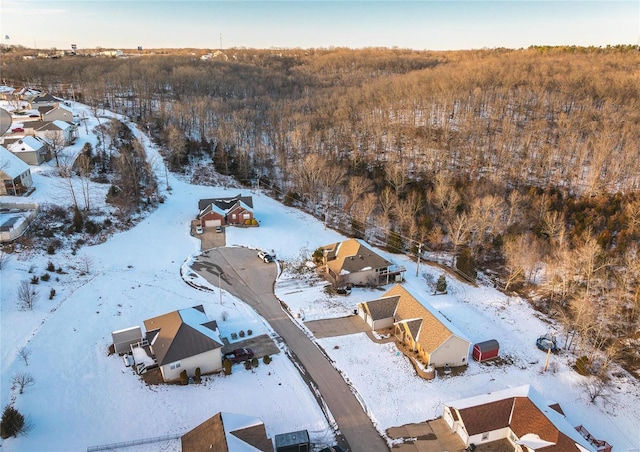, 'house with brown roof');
198,194,255,226
318,238,406,287
357,284,471,368
443,385,608,452
181,412,272,452
141,305,224,383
